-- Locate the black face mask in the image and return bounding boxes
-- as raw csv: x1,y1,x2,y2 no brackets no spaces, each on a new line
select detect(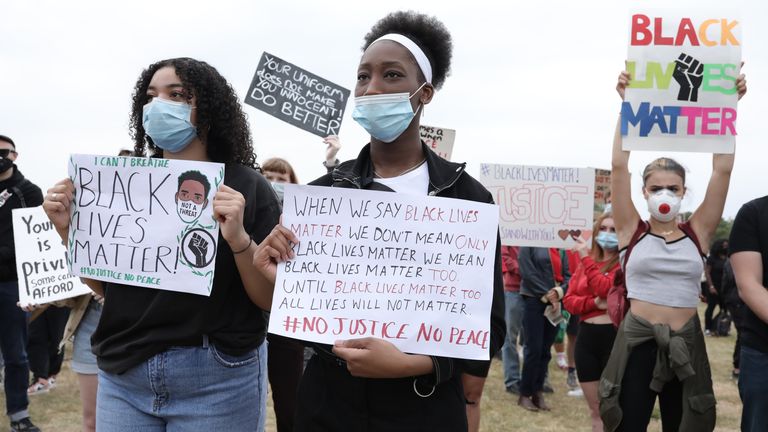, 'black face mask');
0,157,13,174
